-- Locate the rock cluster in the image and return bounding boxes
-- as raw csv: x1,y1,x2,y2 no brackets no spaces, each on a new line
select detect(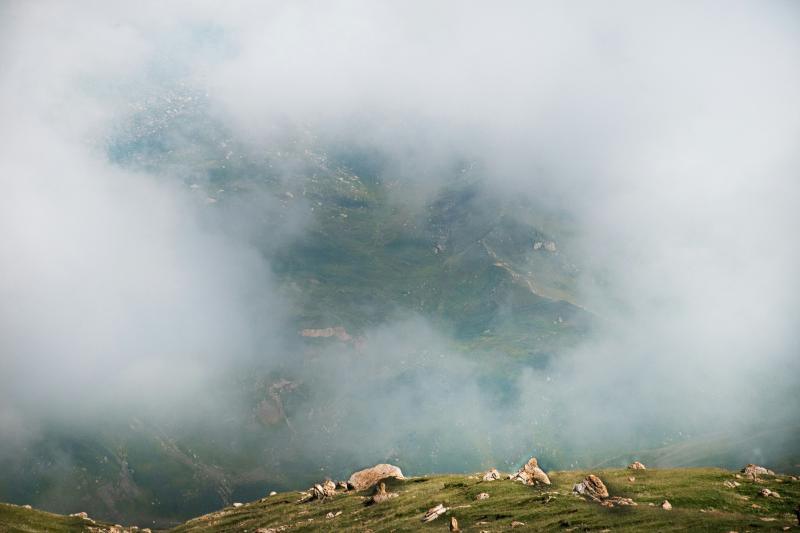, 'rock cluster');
310,479,337,500
742,464,775,477
758,488,780,498
509,457,551,486
482,468,501,481
348,463,404,491
572,475,609,501
571,474,639,508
